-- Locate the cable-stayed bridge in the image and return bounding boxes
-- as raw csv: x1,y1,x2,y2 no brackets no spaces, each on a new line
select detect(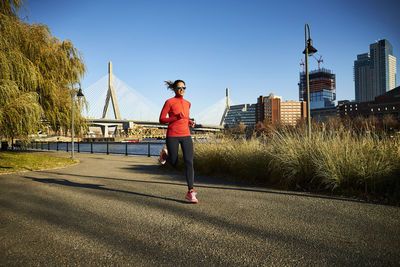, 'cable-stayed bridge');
84,62,229,138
